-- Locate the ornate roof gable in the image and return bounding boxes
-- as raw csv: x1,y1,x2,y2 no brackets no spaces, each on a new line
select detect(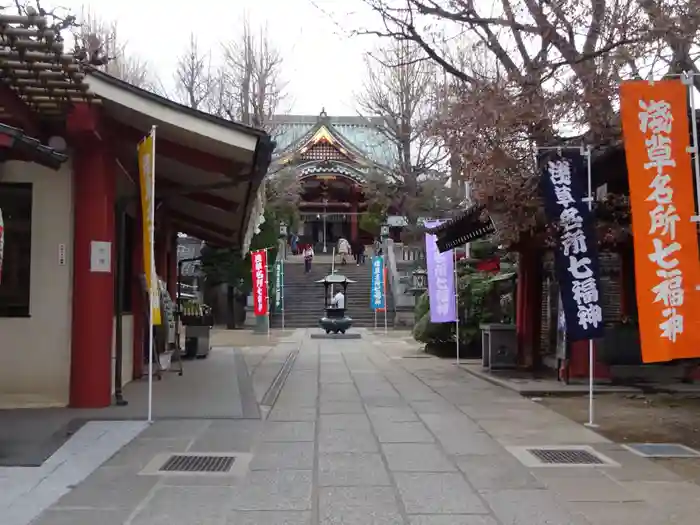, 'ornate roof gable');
271,110,396,169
